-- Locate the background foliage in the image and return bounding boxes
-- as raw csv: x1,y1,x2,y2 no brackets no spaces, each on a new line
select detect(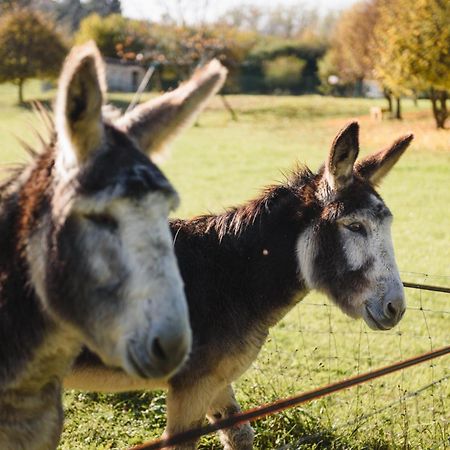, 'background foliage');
0,8,66,103
0,0,448,127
